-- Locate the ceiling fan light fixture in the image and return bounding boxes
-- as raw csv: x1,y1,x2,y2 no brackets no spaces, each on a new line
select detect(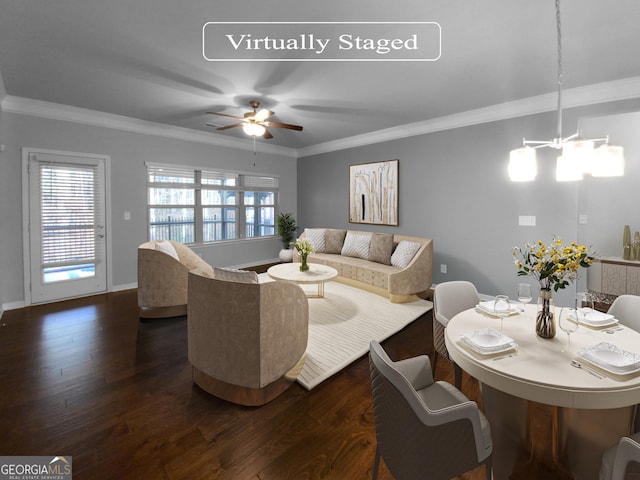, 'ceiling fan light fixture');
243,122,266,137
508,146,537,181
